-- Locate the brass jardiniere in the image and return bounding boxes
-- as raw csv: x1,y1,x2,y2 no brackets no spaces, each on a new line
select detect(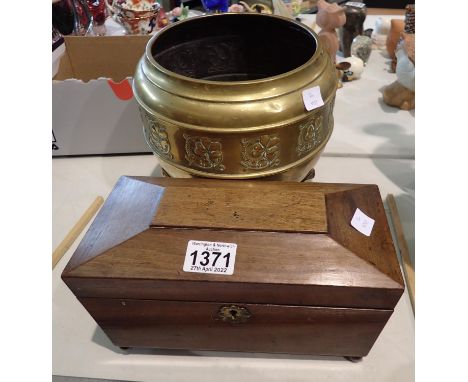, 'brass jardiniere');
133,13,337,181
